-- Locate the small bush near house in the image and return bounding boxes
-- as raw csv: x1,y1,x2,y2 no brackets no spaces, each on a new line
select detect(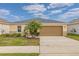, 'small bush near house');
11,33,21,37
0,34,10,37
